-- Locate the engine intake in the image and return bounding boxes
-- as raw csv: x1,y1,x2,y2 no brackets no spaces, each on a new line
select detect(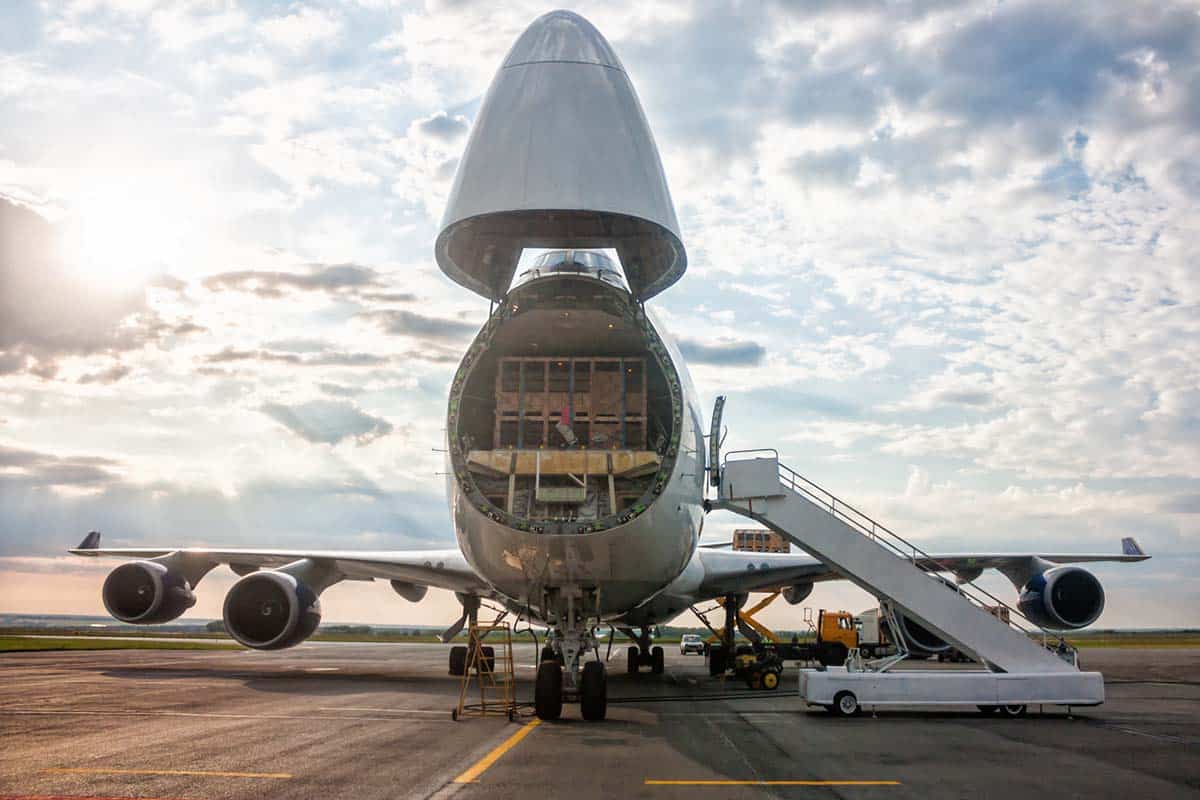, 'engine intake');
1018,566,1104,630
223,571,322,650
102,561,196,624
